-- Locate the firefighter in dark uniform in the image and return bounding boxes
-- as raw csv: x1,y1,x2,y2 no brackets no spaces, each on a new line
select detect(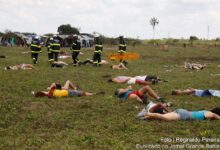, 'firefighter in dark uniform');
71,35,81,66
47,37,54,63
118,36,127,65
93,36,103,66
30,36,41,64
51,36,61,62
